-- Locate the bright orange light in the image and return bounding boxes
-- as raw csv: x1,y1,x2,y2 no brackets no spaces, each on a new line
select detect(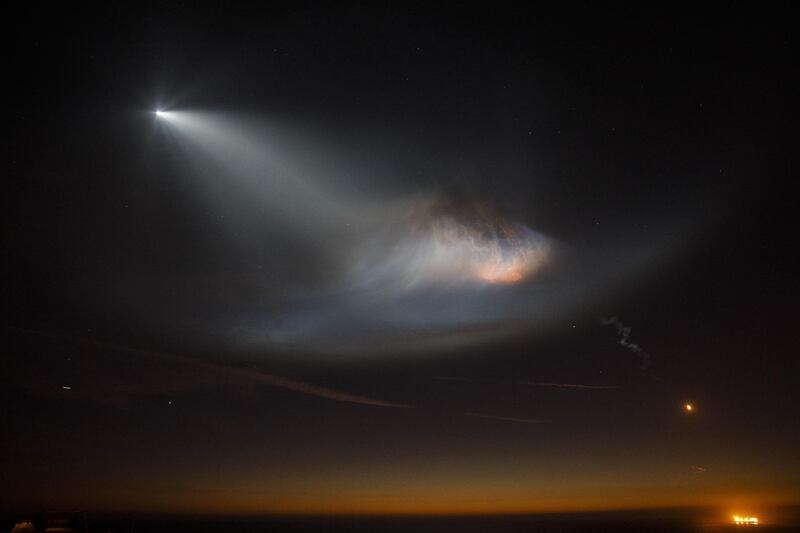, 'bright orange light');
733,515,759,525
684,402,694,412
477,262,525,284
